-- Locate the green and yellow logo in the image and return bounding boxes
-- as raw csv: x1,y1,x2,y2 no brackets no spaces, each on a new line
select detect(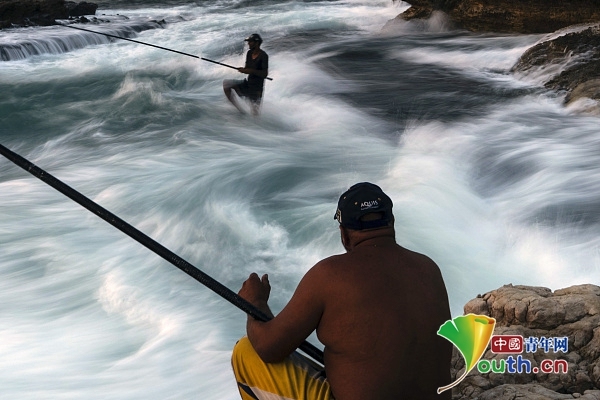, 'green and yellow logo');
436,314,496,394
